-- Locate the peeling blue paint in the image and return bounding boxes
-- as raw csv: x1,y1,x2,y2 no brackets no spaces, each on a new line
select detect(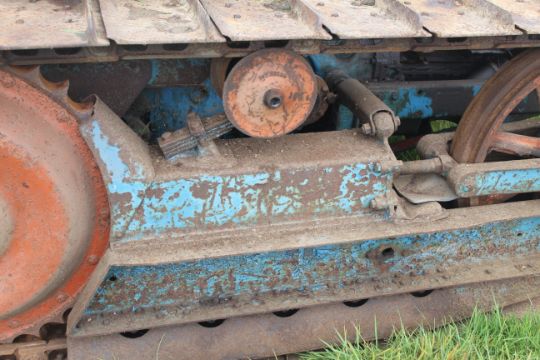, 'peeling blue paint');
472,84,482,96
84,217,540,317
142,78,224,138
393,88,433,118
458,167,540,197
308,54,373,80
122,163,391,240
83,120,150,238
